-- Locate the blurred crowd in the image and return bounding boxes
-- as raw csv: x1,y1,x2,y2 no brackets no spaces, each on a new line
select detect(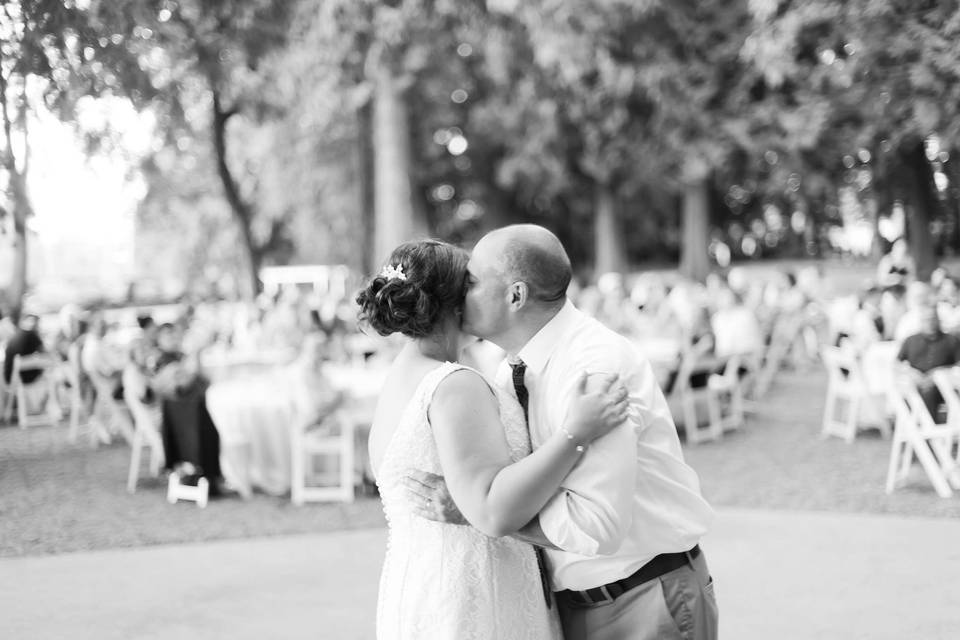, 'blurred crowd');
0,284,383,491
